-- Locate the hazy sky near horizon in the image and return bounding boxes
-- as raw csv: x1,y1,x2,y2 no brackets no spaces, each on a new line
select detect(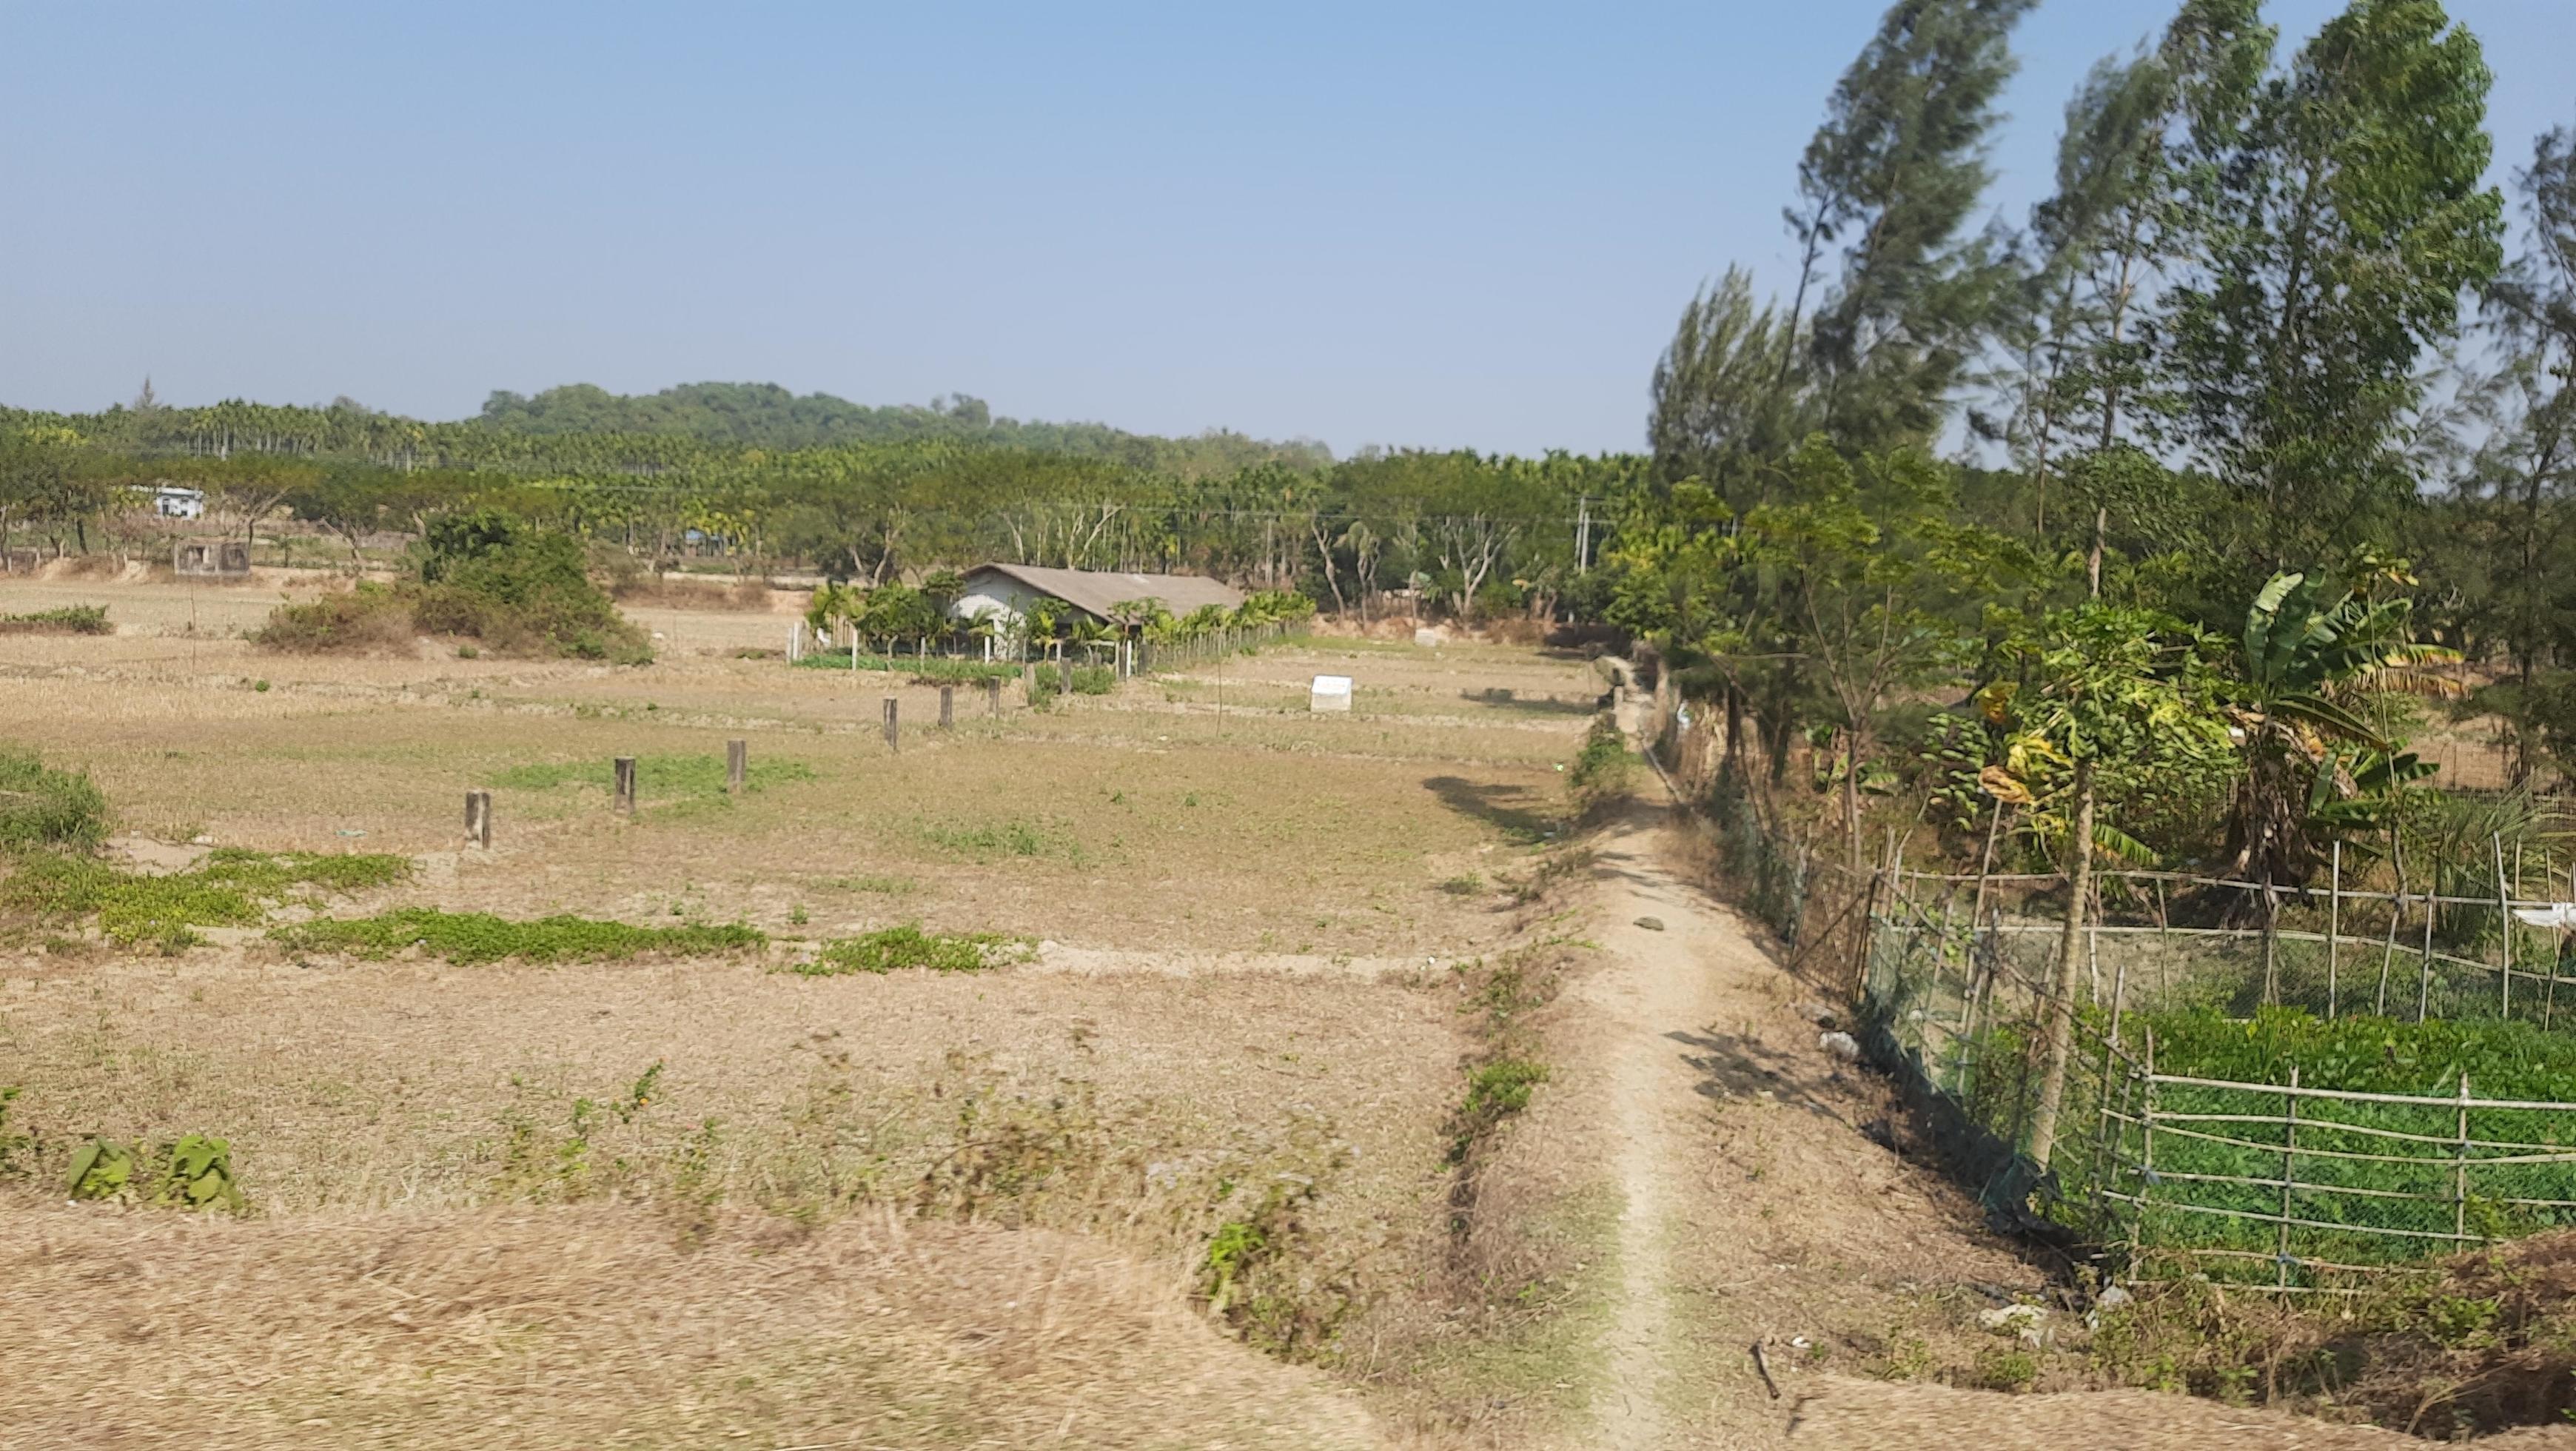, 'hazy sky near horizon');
4,2,2570,457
